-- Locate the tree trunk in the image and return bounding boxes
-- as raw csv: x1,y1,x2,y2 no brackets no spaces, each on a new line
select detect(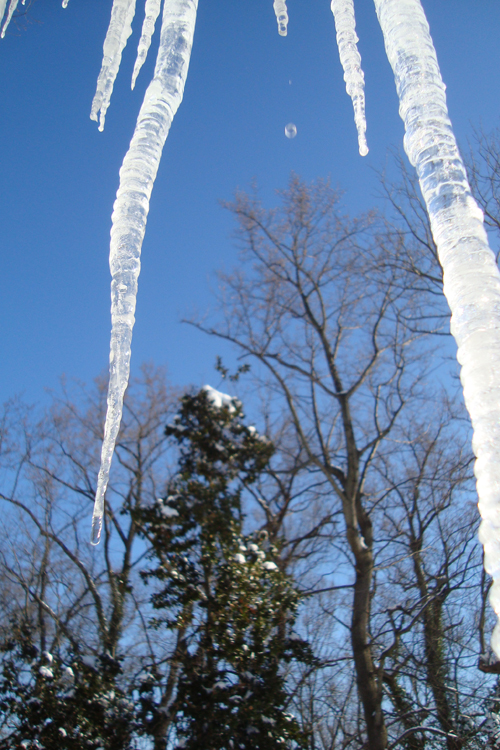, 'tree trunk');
351,543,387,750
